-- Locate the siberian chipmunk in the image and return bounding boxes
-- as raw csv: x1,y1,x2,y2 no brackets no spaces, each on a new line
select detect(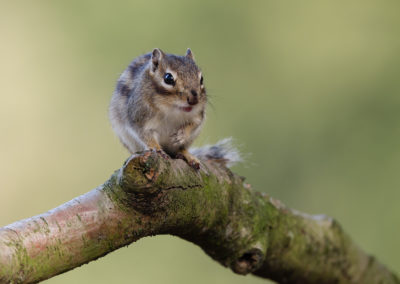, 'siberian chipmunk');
109,48,239,169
